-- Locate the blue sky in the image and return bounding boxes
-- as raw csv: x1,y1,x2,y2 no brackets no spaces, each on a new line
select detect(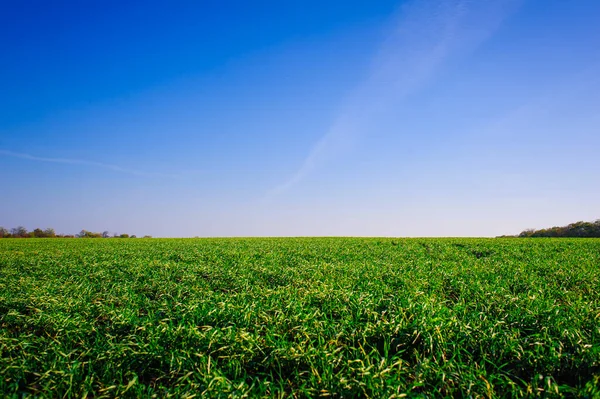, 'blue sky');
1,0,599,237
